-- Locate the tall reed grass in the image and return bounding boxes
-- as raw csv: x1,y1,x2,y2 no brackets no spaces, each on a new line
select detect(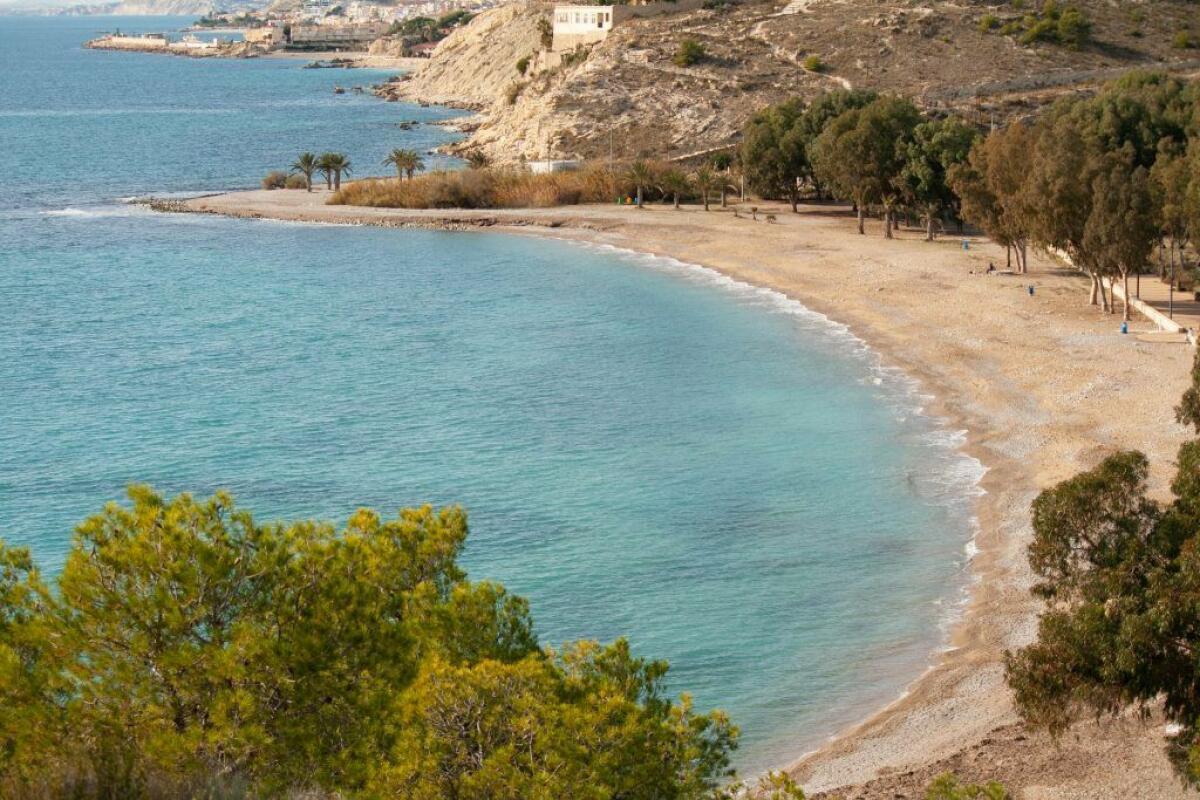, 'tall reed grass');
330,165,639,209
